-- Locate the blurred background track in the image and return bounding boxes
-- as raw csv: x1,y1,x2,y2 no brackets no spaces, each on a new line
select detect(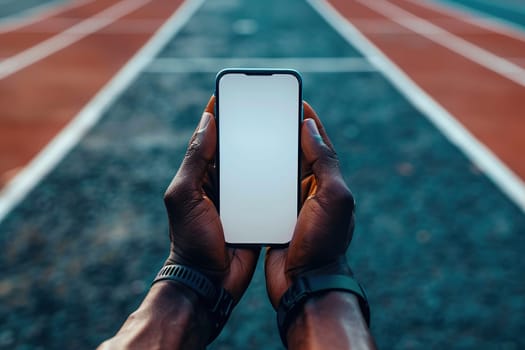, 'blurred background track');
0,0,184,188
329,0,525,179
0,0,524,349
